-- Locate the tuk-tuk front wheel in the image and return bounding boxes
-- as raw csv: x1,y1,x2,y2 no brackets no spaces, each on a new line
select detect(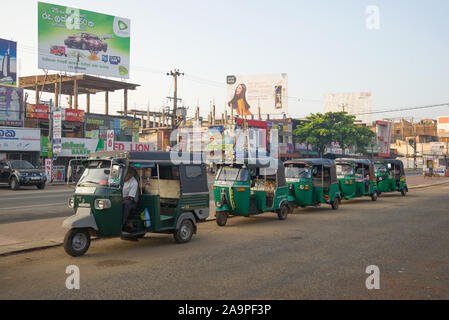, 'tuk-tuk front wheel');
278,205,289,220
174,219,194,244
216,212,228,227
331,198,339,210
64,228,91,257
401,188,407,197
371,191,378,201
